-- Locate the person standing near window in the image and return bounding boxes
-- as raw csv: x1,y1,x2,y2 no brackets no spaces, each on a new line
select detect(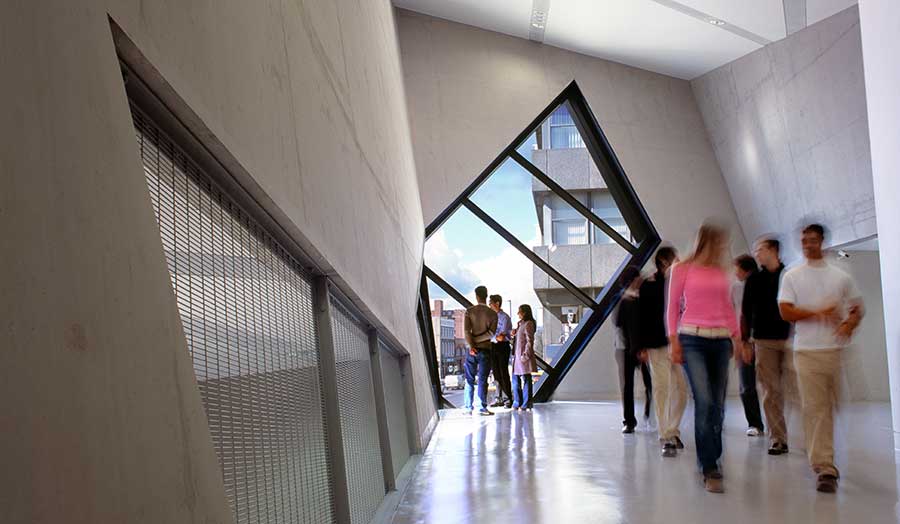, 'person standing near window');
641,247,688,457
616,268,653,434
667,222,739,494
464,286,498,416
489,294,513,409
778,224,864,493
511,304,538,411
732,254,766,438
